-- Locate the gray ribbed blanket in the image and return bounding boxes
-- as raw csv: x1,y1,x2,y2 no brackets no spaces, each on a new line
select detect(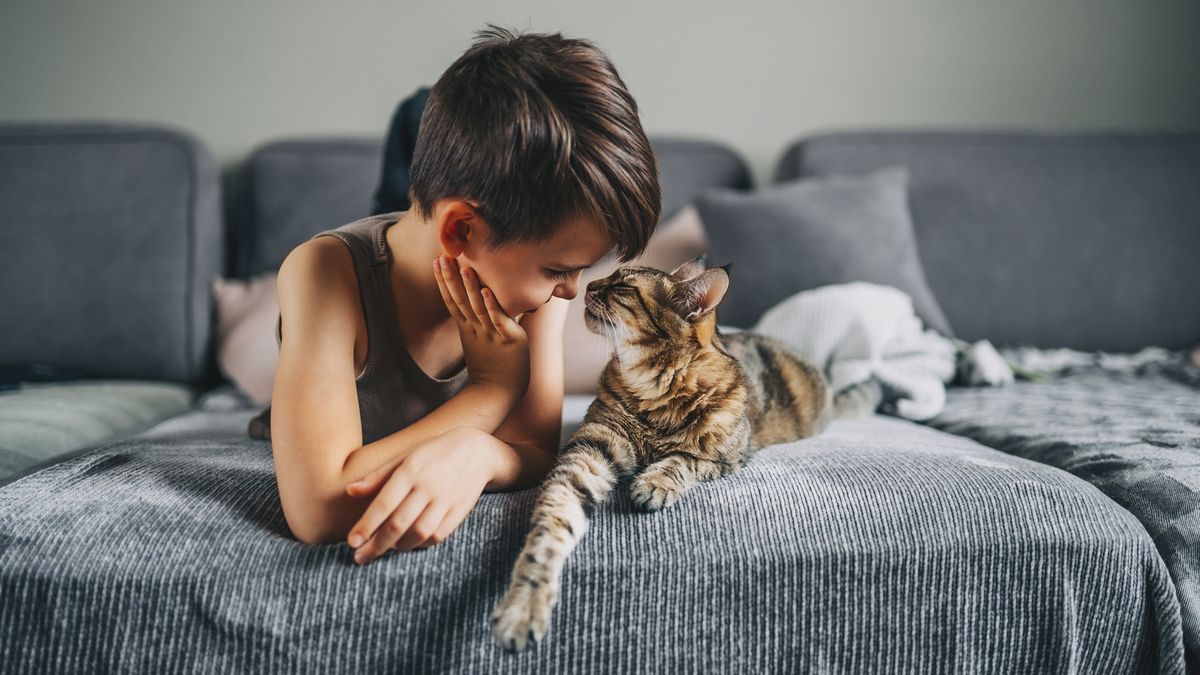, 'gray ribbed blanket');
927,365,1200,674
0,396,1186,673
